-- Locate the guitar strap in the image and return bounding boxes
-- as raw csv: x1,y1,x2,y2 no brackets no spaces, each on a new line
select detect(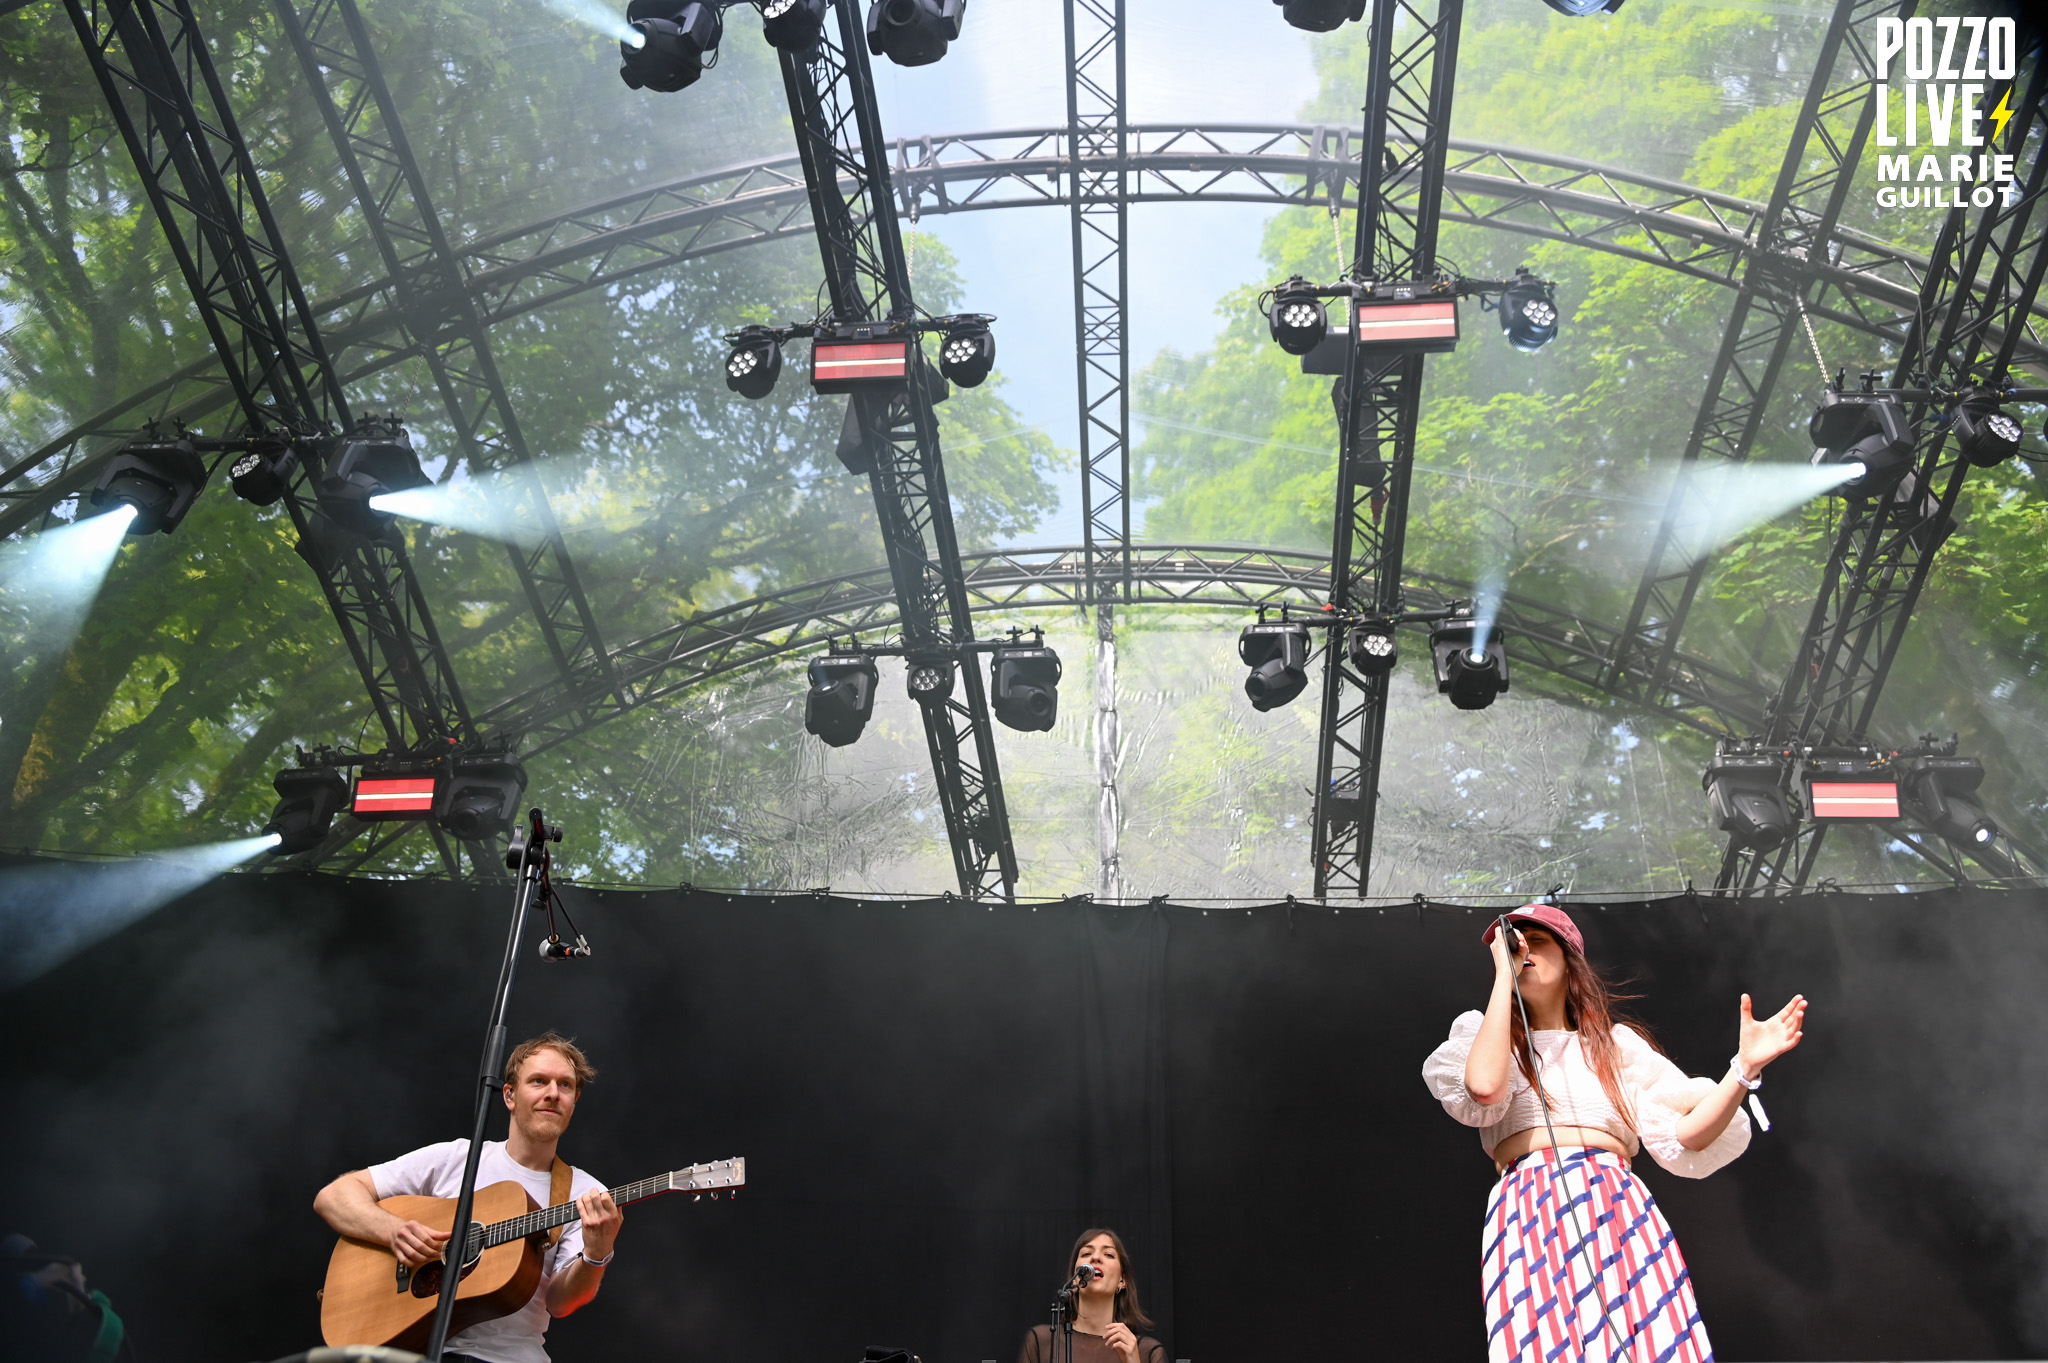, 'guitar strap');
546,1157,573,1248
